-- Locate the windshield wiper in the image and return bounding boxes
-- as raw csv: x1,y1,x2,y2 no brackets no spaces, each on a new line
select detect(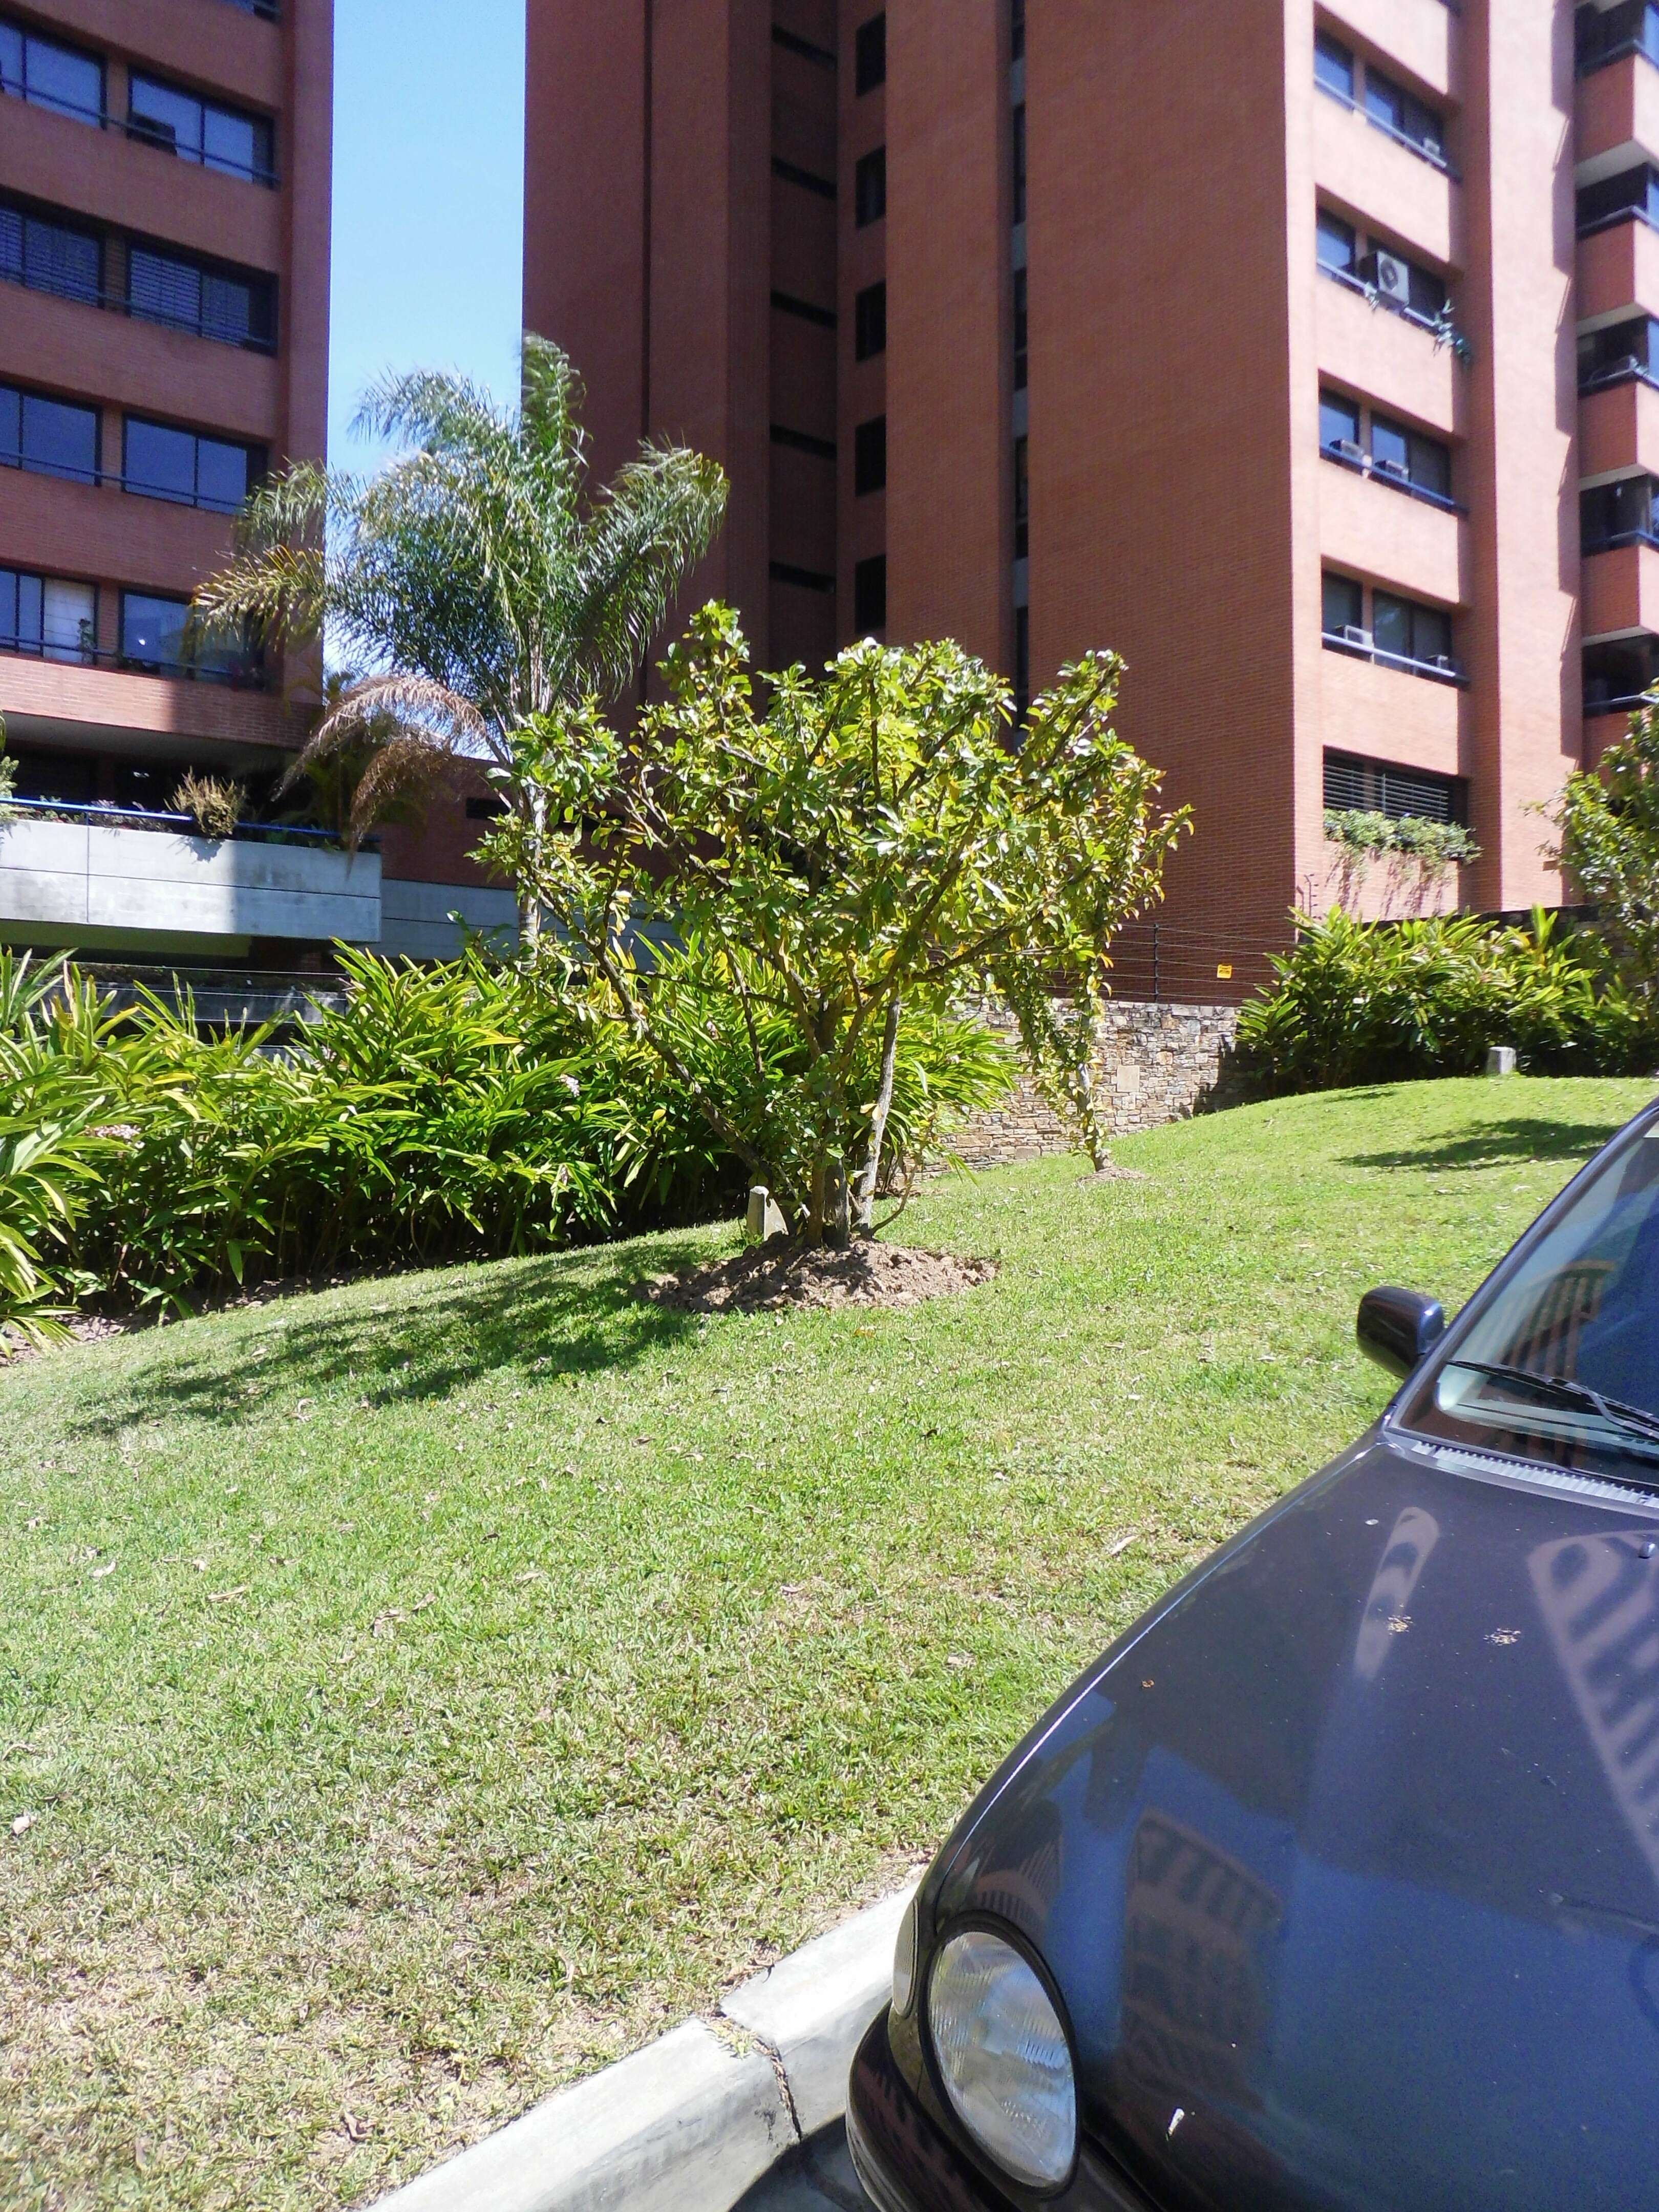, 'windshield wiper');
1444,1359,1659,1456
